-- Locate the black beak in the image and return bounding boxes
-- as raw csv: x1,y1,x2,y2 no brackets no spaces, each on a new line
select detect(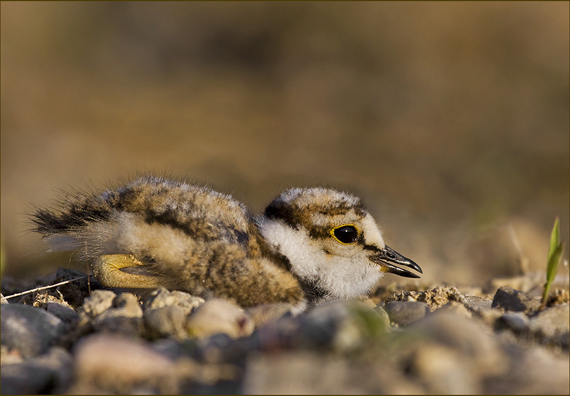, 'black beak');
369,245,422,278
